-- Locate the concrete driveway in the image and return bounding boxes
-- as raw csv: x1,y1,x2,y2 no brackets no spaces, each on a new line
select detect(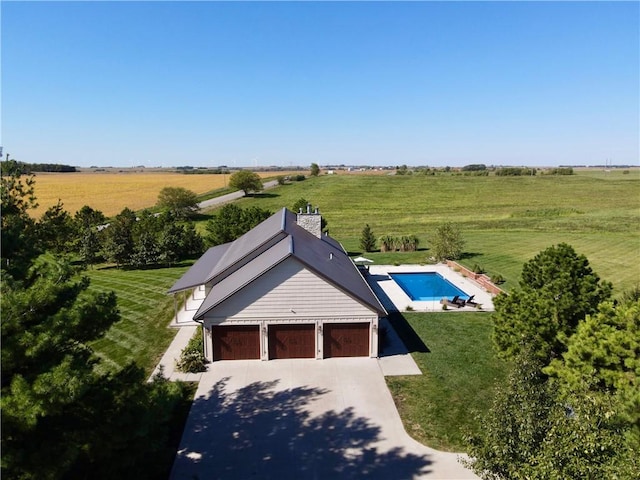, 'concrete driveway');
170,357,478,480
